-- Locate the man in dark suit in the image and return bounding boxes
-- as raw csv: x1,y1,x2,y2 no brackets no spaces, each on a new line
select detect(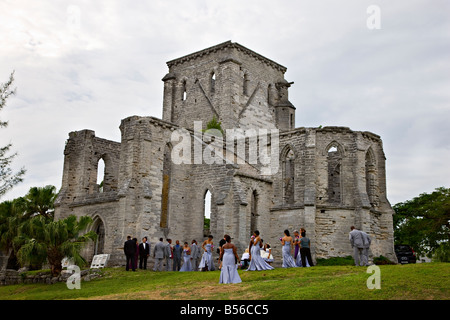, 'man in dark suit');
124,235,136,271
139,237,151,270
